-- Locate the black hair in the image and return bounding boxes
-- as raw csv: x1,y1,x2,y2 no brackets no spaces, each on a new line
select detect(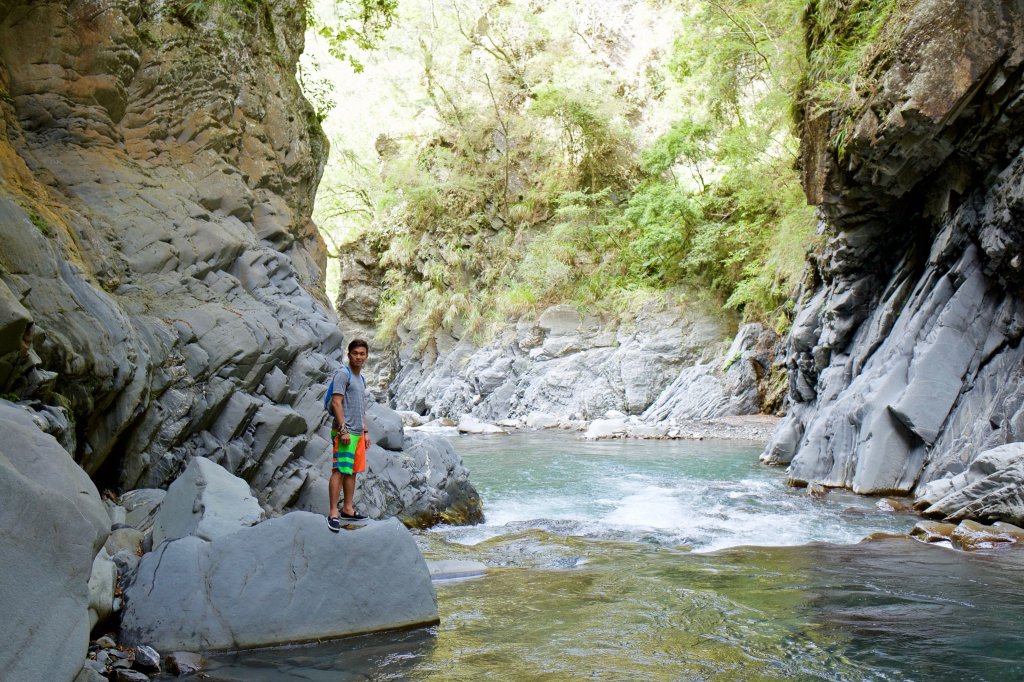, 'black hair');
348,338,369,353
